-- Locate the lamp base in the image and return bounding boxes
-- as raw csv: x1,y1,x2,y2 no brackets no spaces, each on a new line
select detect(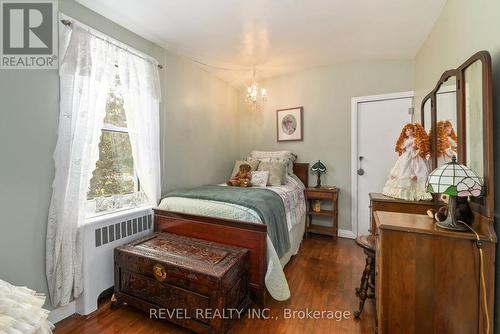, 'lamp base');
436,219,468,231
435,195,468,232
315,174,322,188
